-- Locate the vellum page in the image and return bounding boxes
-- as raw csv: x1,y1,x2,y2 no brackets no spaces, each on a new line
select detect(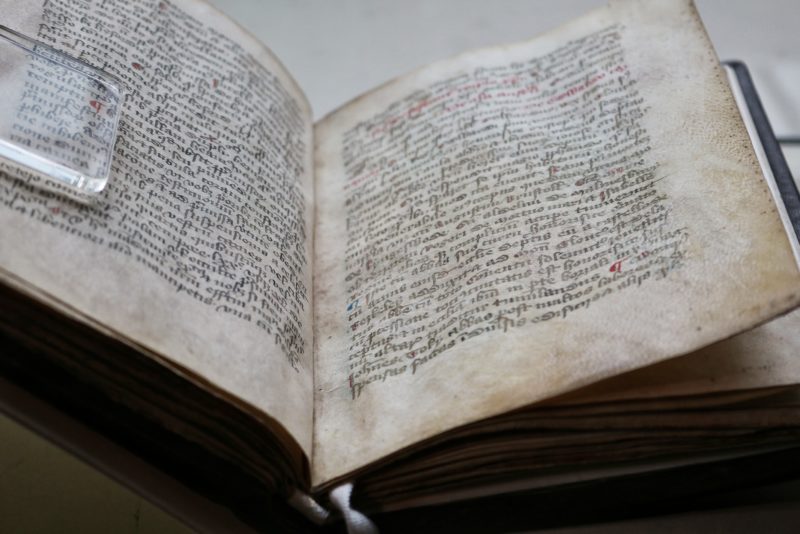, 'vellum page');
0,0,315,455
313,0,800,484
557,309,800,405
